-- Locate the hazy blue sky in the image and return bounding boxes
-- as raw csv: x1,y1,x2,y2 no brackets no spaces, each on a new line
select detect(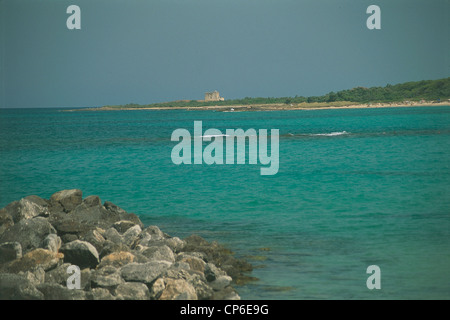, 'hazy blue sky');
1,0,449,108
